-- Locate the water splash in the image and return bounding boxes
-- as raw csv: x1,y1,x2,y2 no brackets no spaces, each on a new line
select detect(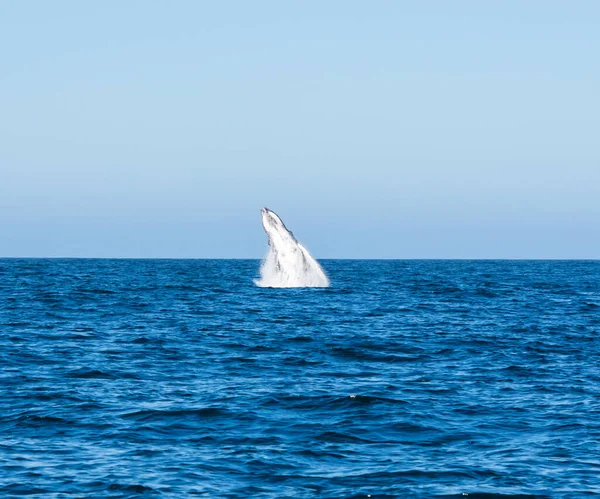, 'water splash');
255,208,330,288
